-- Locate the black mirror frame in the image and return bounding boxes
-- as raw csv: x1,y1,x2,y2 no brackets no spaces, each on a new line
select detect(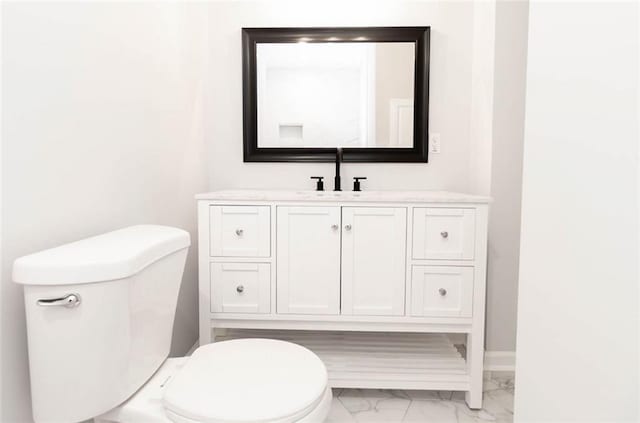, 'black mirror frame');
242,26,431,163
